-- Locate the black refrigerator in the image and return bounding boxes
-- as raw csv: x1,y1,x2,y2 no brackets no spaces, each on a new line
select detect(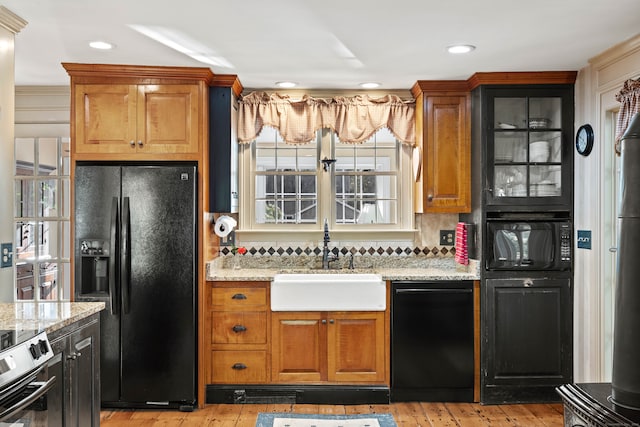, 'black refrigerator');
74,162,197,410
